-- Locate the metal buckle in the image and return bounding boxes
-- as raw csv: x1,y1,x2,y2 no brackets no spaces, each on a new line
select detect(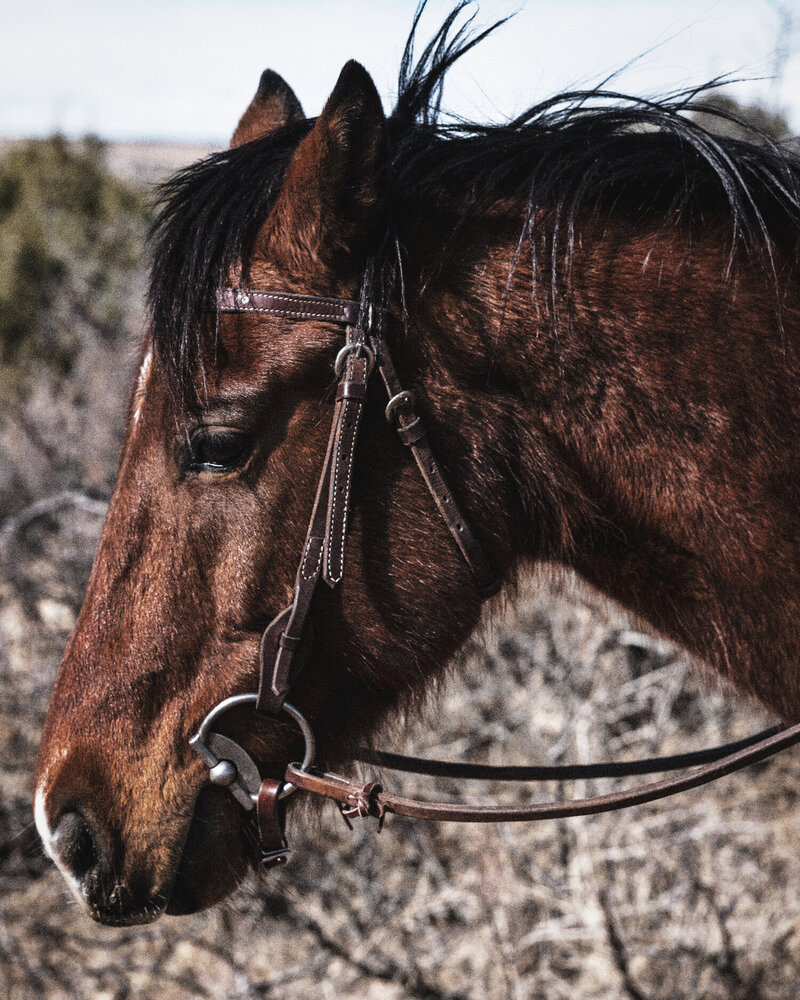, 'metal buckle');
334,342,375,378
385,390,414,424
189,694,316,809
242,817,291,868
258,845,291,869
